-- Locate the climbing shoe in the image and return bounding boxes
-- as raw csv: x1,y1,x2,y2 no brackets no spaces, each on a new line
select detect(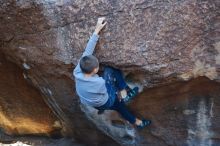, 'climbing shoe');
136,119,151,129
123,87,139,103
